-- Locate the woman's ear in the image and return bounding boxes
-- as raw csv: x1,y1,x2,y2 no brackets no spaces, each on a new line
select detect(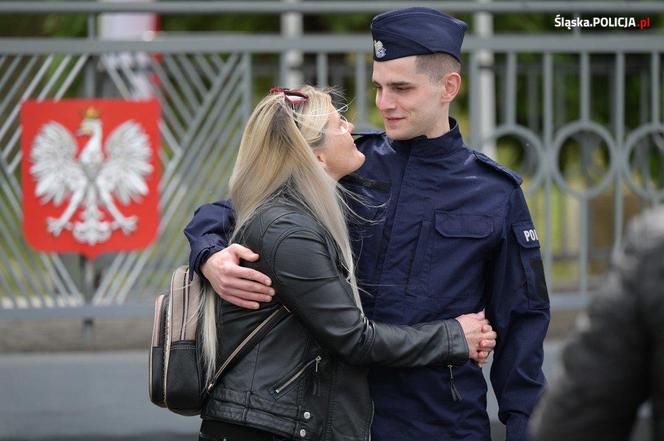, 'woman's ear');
441,72,461,104
314,149,329,171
